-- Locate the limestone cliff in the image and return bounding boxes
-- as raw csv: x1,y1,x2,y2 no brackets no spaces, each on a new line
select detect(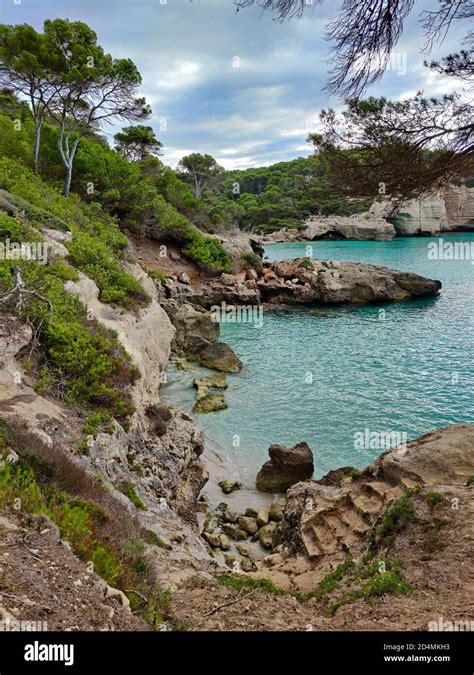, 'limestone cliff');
0,263,214,590
370,184,474,235
263,184,474,241
255,424,474,594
